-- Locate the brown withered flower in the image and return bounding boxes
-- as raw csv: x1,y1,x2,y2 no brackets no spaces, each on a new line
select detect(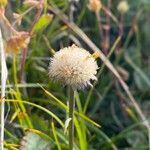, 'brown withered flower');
5,31,30,54
88,0,102,13
0,0,7,16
